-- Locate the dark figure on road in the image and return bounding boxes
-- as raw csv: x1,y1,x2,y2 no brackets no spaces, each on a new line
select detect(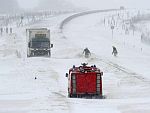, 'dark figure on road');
83,48,91,58
0,28,3,35
10,28,13,34
112,46,118,56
